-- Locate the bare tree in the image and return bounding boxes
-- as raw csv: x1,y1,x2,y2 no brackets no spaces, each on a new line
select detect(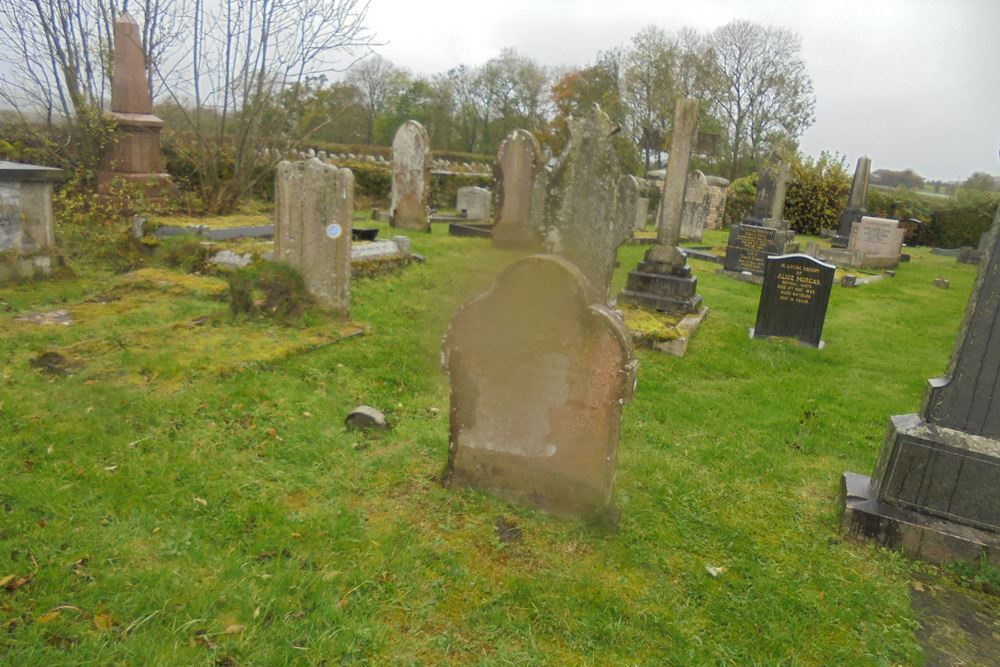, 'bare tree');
704,20,815,179
345,54,406,145
159,0,376,212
